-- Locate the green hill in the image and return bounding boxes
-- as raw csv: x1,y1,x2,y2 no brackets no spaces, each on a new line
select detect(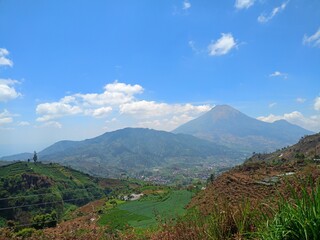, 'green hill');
0,162,137,228
38,128,242,178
